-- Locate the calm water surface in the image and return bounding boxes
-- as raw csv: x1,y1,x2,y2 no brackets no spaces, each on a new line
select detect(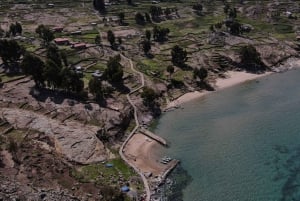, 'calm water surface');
154,69,300,201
